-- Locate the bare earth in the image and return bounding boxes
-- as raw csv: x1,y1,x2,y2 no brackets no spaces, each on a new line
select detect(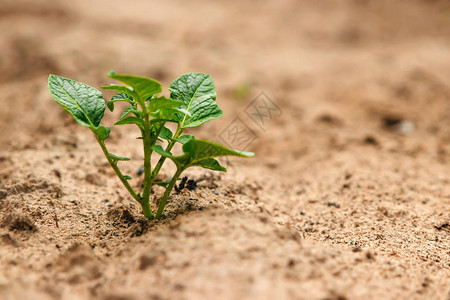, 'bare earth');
0,0,449,299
